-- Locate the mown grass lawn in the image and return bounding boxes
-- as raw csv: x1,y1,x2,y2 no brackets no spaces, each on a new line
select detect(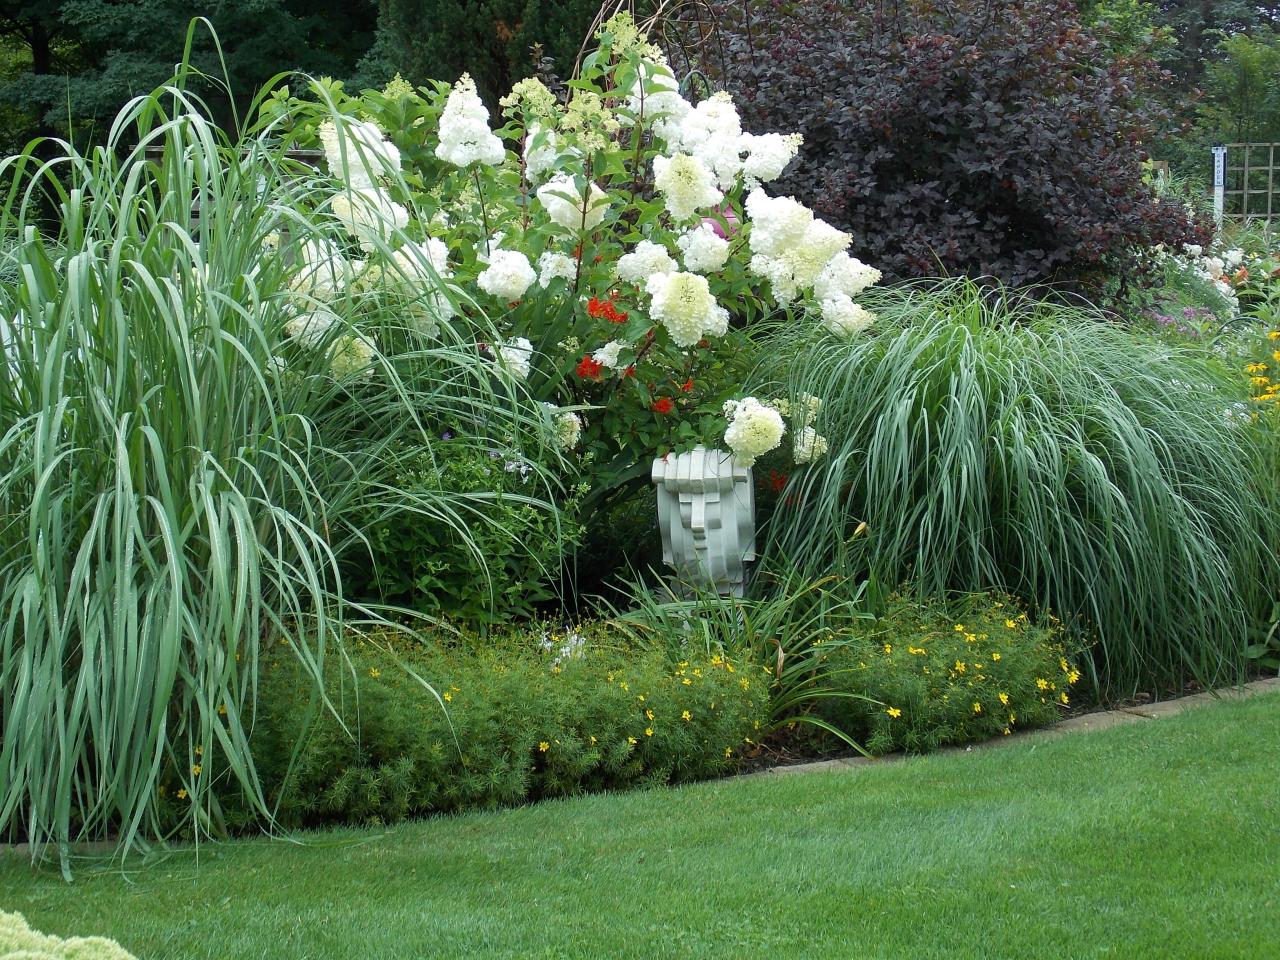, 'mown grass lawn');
3,692,1278,960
